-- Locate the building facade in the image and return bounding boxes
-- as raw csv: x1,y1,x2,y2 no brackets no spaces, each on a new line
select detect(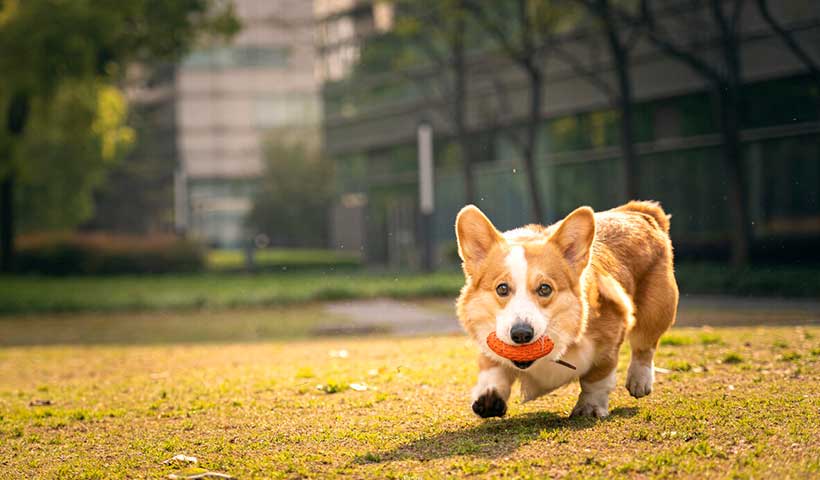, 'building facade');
322,0,820,266
175,0,321,247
